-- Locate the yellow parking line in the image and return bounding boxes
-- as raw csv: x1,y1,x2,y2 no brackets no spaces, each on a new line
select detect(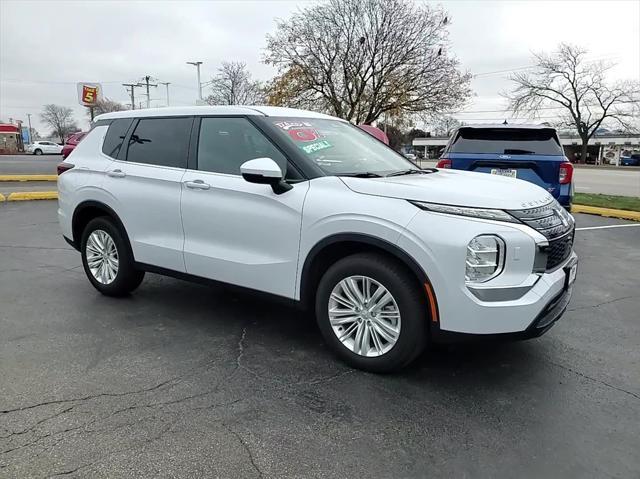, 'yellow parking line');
573,204,640,222
0,193,5,202
7,191,58,201
0,175,58,182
